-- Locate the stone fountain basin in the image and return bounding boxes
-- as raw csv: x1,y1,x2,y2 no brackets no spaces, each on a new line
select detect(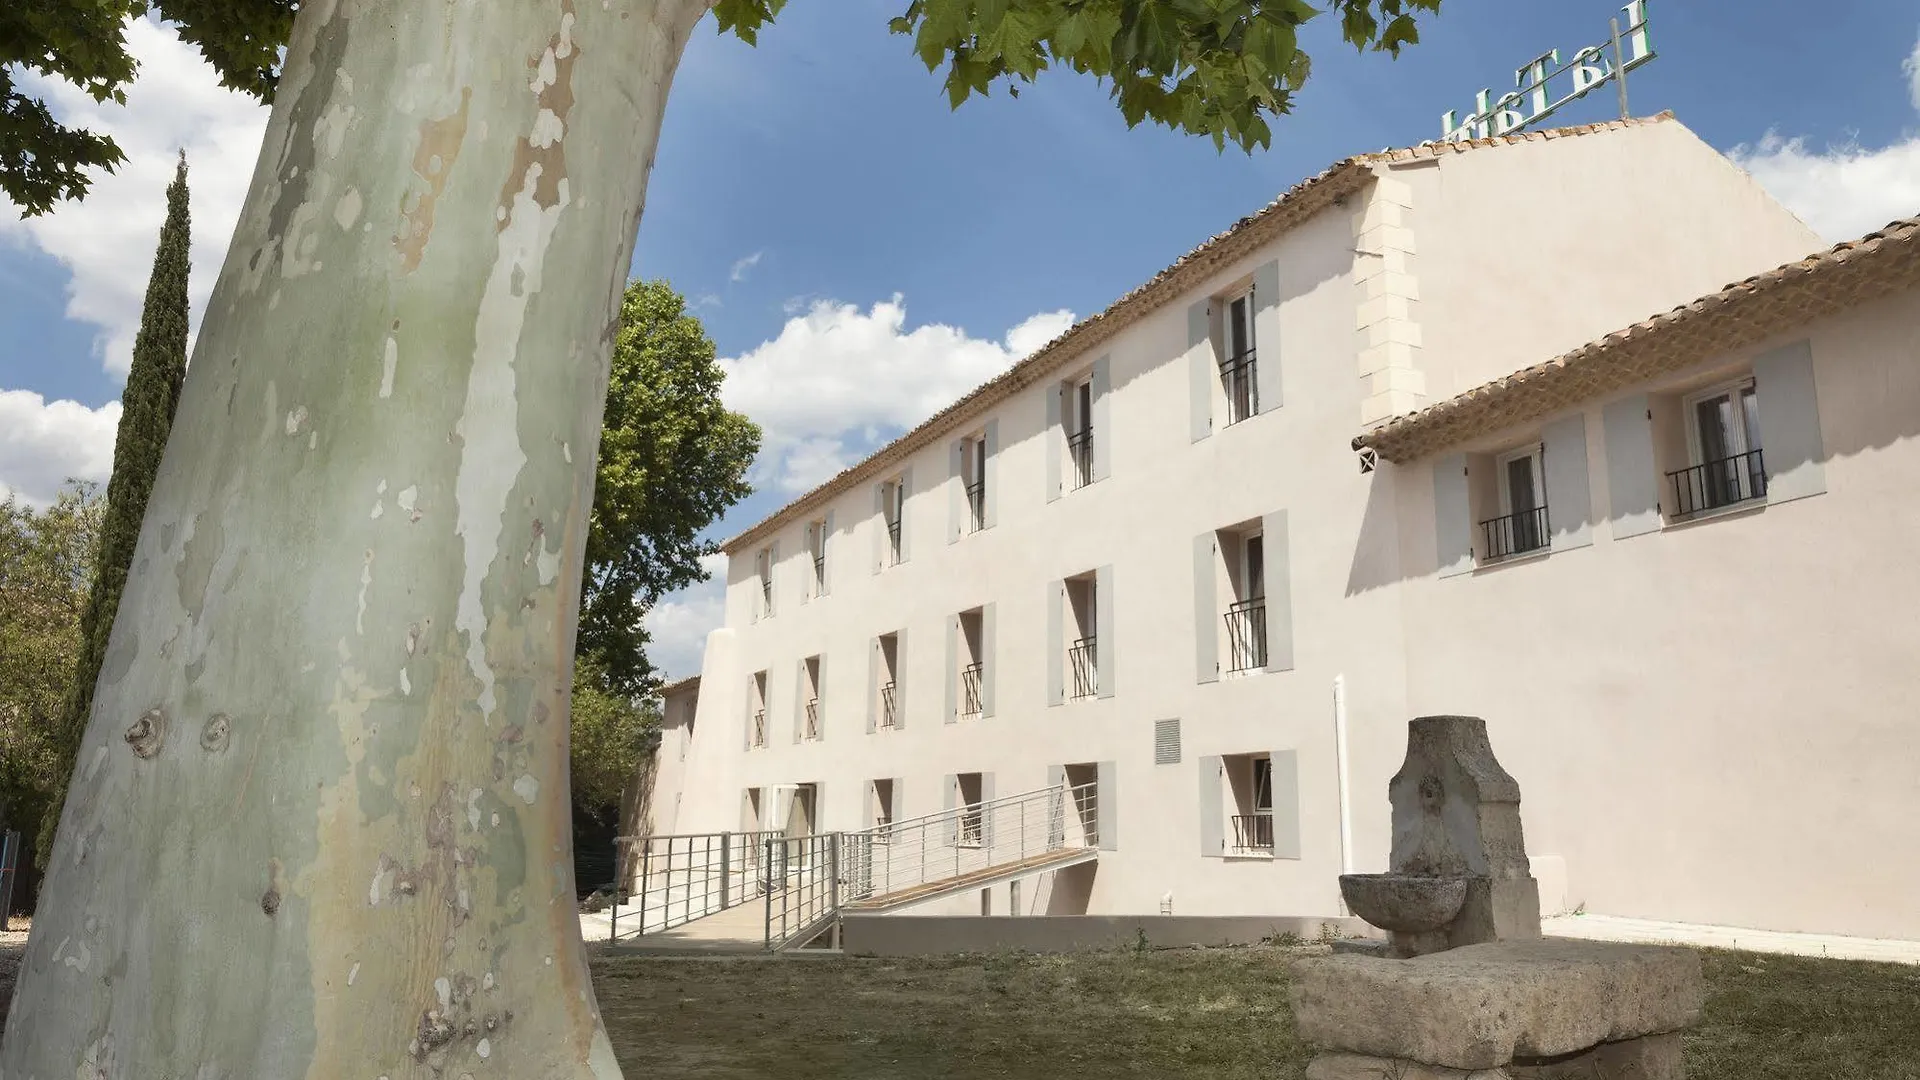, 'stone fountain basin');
1339,873,1470,933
